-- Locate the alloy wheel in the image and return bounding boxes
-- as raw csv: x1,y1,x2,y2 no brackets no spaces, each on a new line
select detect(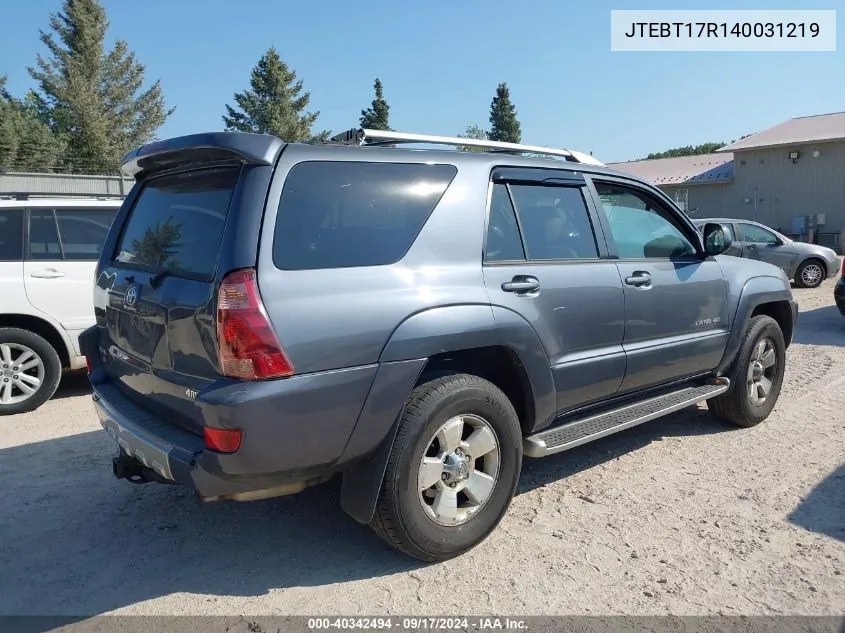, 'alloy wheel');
417,414,501,526
0,343,45,405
